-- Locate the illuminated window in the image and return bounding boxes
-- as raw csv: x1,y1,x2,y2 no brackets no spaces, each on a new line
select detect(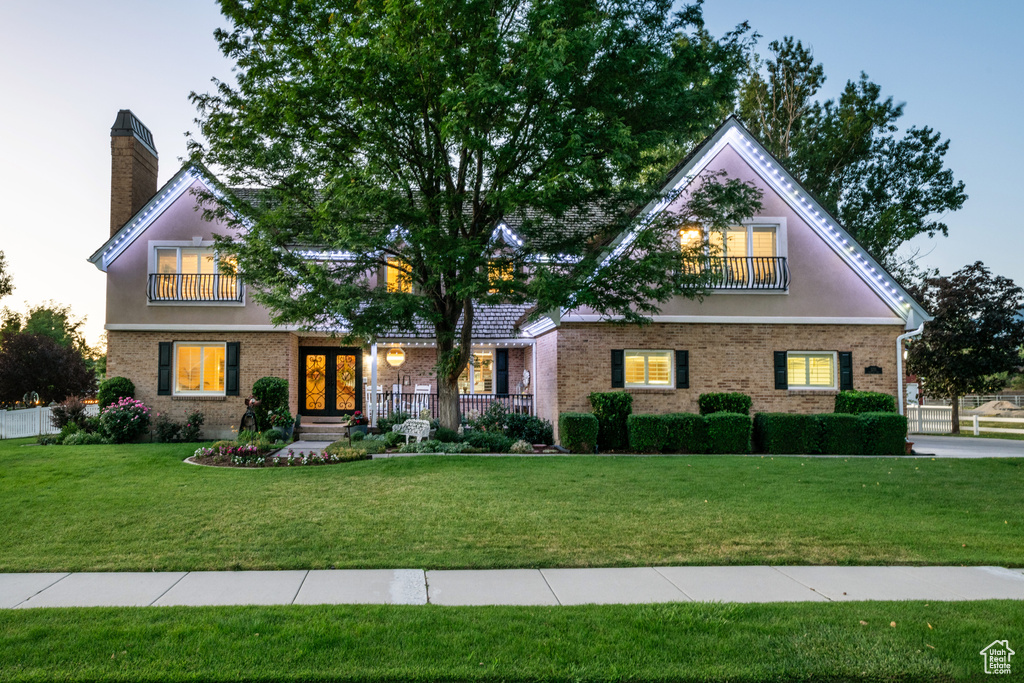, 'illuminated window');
457,350,494,394
488,261,514,293
175,342,226,394
153,247,237,300
787,352,836,390
624,350,672,387
386,258,412,293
